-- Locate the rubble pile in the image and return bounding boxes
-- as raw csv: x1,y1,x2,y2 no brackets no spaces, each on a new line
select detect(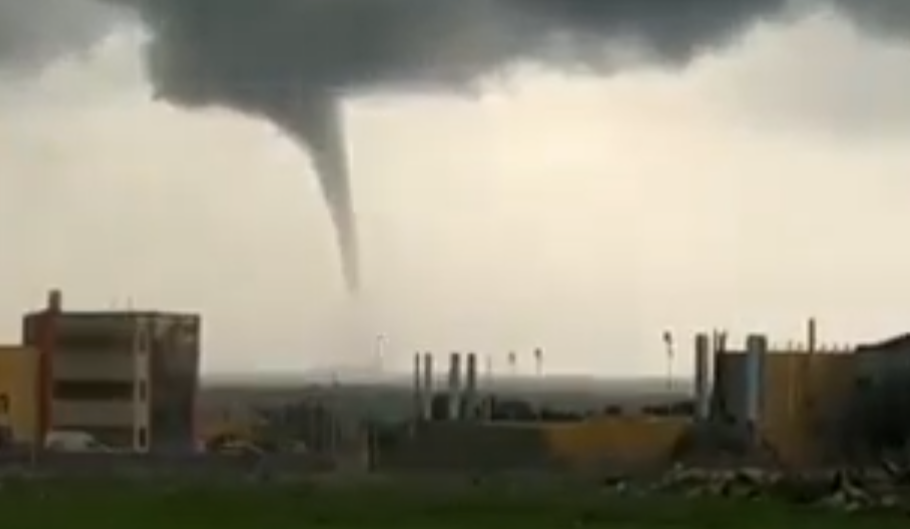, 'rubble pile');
628,463,910,514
